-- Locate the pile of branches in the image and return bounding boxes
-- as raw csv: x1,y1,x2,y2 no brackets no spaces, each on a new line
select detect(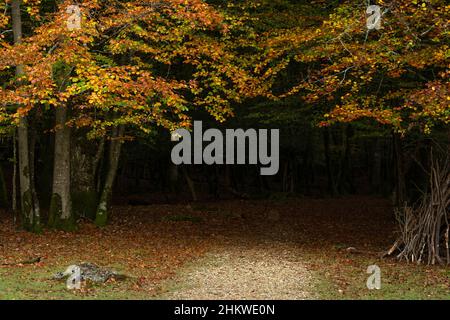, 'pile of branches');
387,157,449,265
